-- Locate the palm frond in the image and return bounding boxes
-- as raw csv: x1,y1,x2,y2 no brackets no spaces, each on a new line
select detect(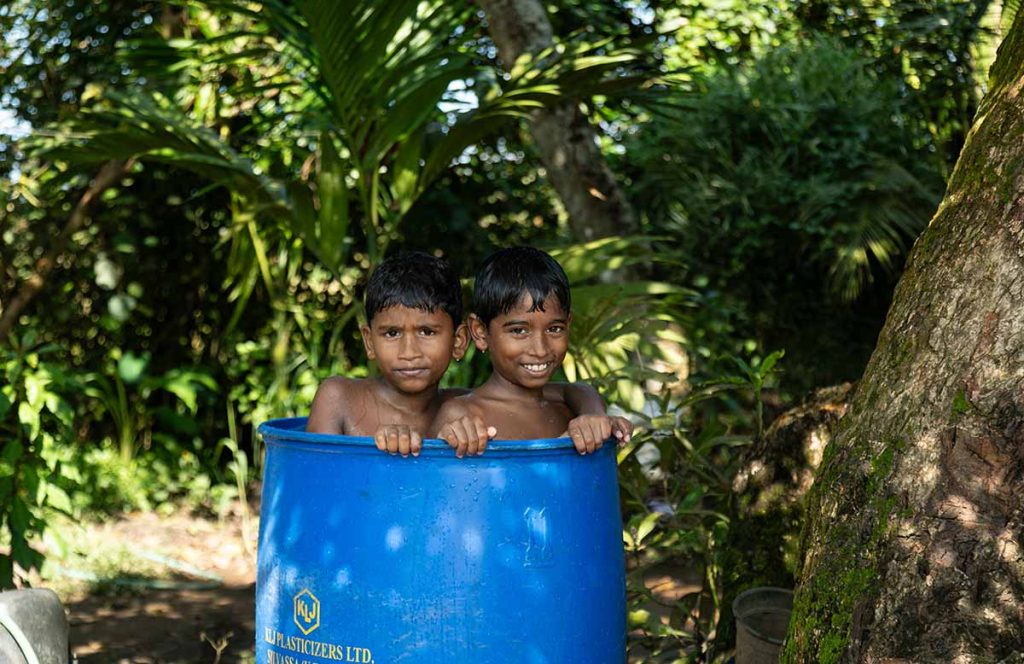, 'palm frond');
27,90,286,208
821,156,938,301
